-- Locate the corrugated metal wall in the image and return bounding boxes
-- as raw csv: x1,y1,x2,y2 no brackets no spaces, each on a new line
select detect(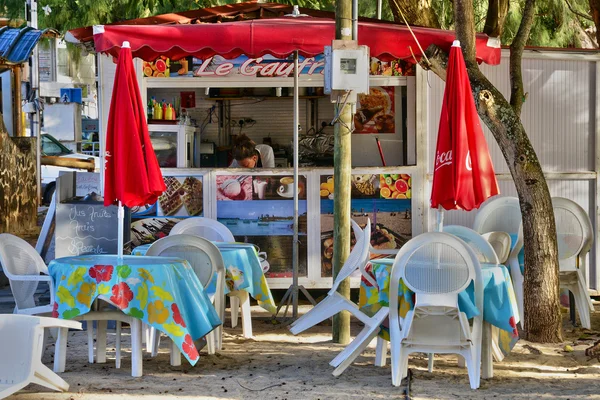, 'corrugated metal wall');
426,53,597,289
